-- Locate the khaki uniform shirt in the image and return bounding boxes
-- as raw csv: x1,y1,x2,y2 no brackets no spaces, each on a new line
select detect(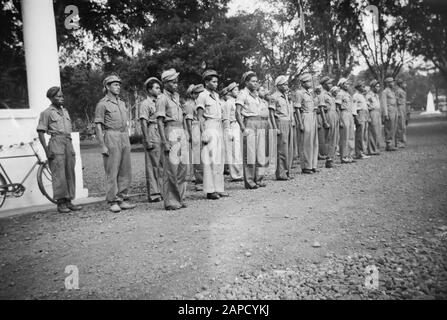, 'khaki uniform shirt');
395,87,407,109
138,96,157,124
318,90,337,112
381,87,397,117
336,89,354,114
365,91,381,111
235,88,262,118
223,97,237,122
295,89,317,113
37,105,72,135
196,89,223,120
94,94,128,130
155,89,184,123
352,92,368,113
183,99,198,122
269,91,292,121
